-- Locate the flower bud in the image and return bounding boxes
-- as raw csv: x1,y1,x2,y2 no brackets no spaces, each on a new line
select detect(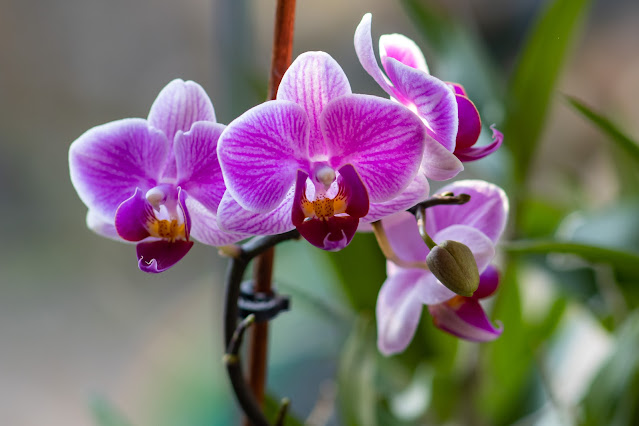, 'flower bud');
426,240,479,297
